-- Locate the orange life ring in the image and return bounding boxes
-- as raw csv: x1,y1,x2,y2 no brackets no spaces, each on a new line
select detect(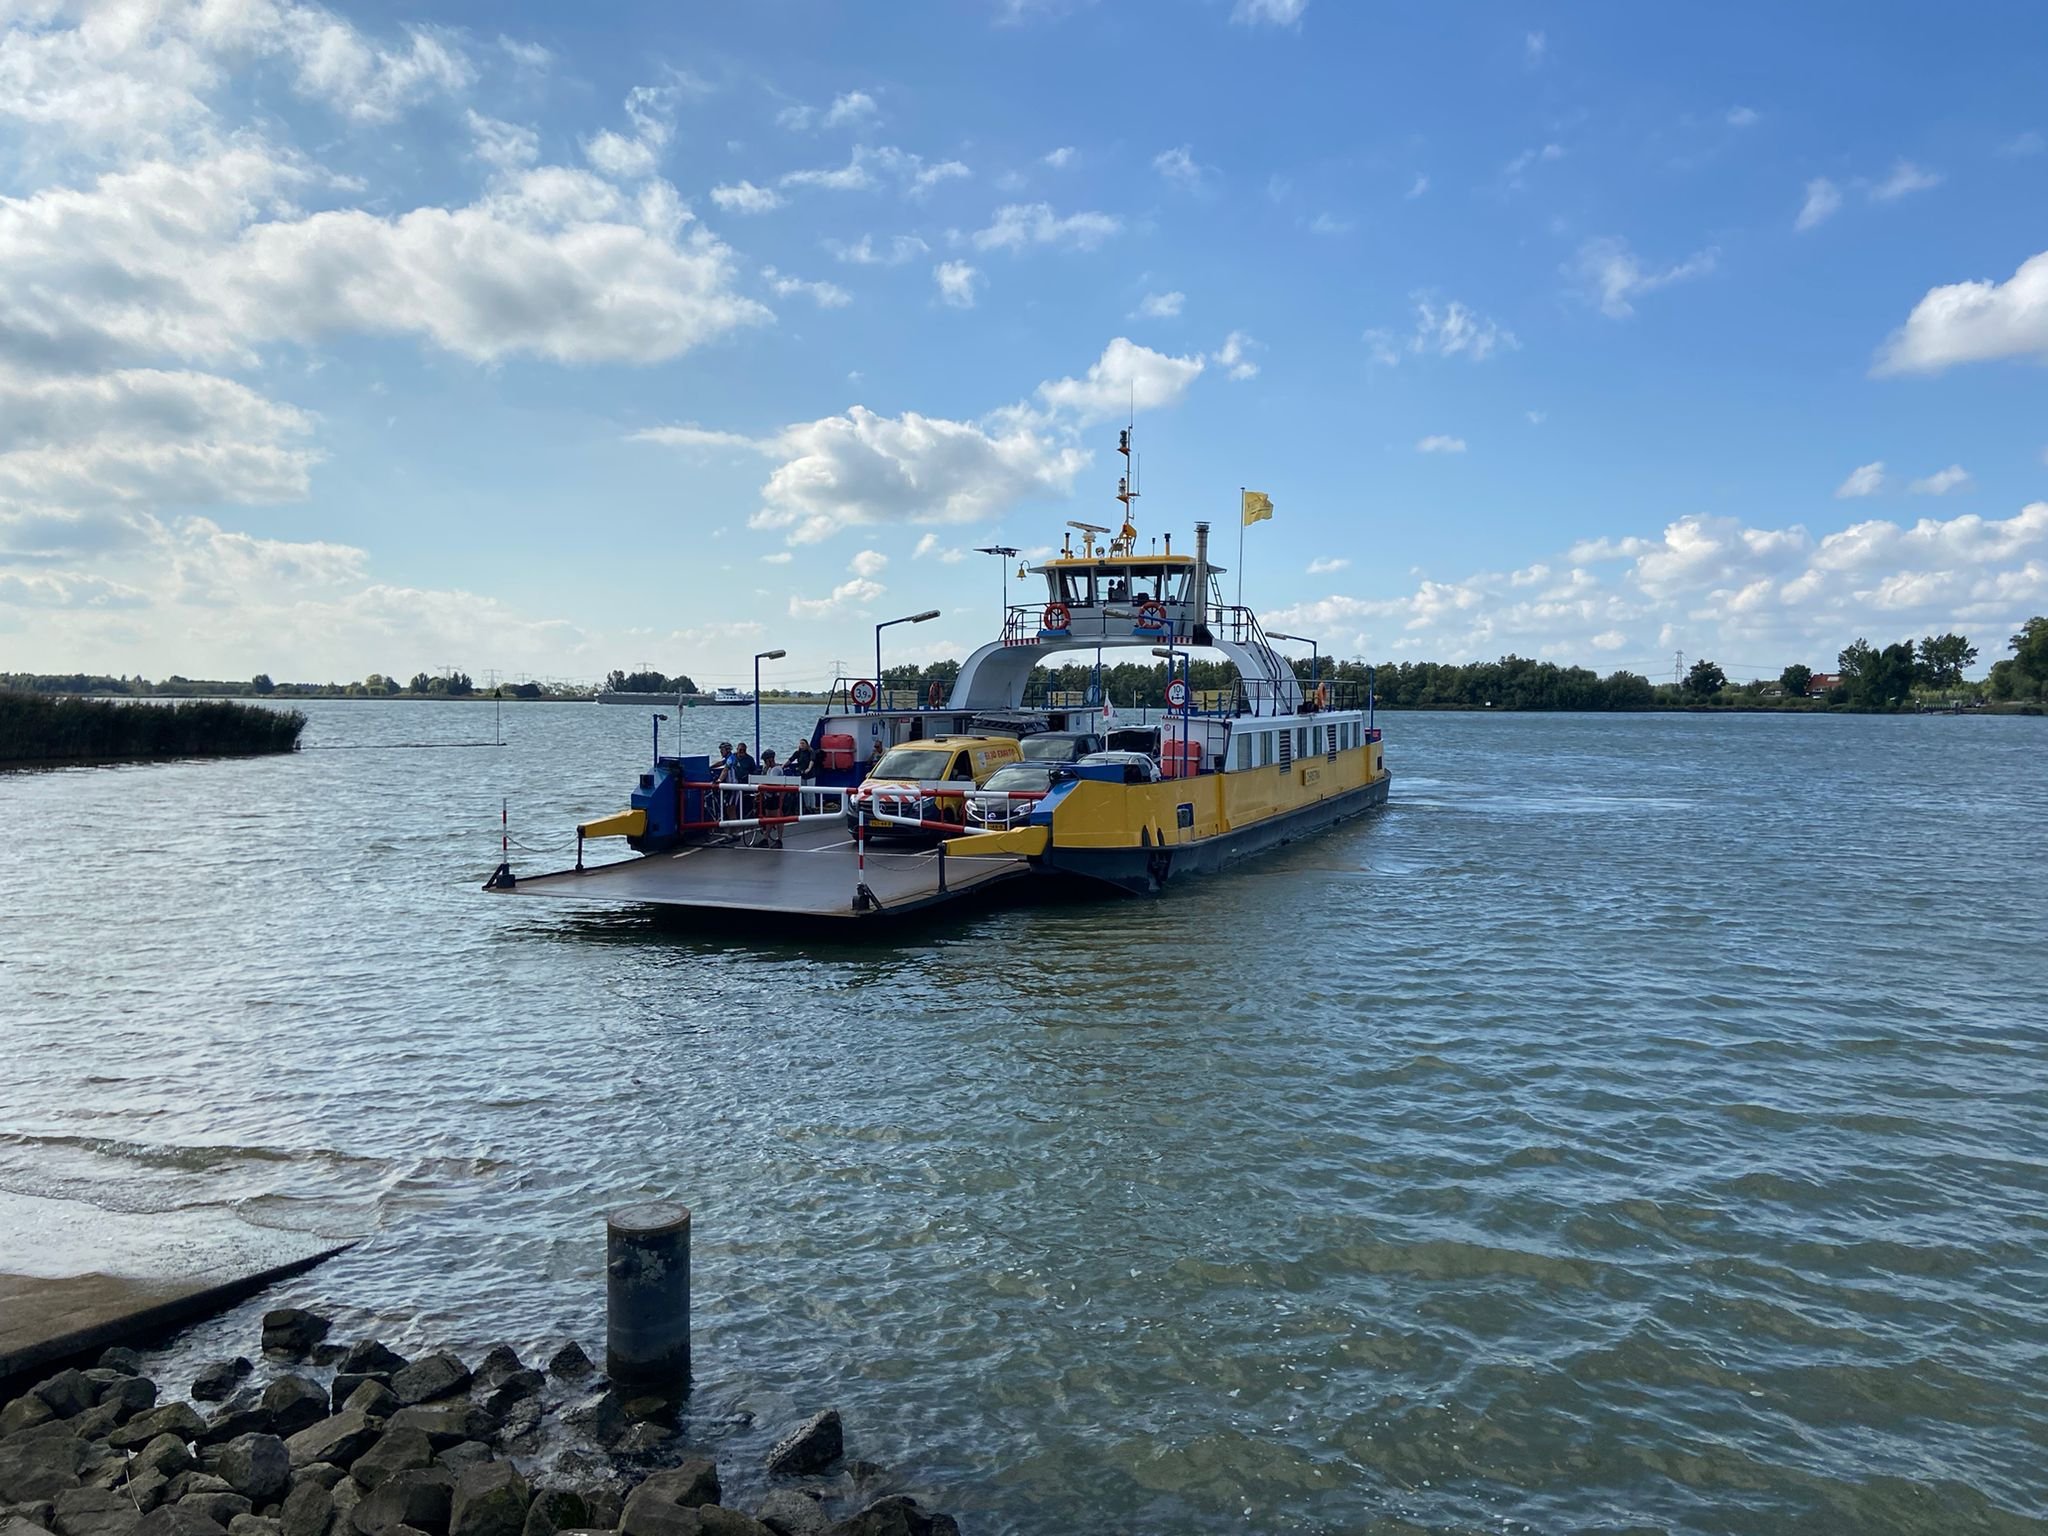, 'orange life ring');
1043,601,1071,630
1135,600,1168,632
